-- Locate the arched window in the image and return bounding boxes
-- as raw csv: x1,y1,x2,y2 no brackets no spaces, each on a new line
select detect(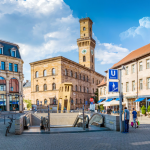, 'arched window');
35,71,38,78
0,77,6,91
36,99,39,105
83,27,86,31
87,76,88,82
43,70,46,76
83,75,85,81
52,83,56,90
44,84,47,91
87,87,89,93
52,68,55,75
36,85,39,92
75,72,77,78
65,69,68,76
83,56,86,62
9,78,19,92
75,85,77,91
70,70,73,77
44,99,47,105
